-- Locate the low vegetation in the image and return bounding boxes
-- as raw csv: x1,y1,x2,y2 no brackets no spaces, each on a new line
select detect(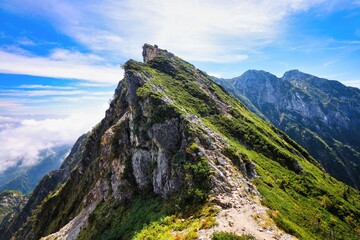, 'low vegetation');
78,196,218,240
211,231,256,240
